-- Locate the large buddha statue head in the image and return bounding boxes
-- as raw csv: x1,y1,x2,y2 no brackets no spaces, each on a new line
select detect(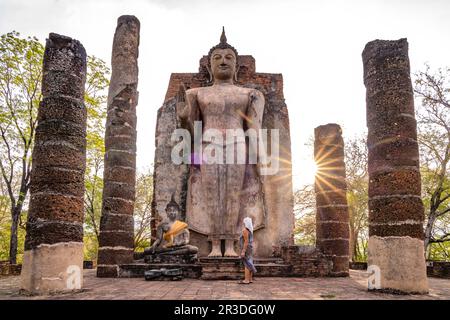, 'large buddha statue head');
207,27,239,83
